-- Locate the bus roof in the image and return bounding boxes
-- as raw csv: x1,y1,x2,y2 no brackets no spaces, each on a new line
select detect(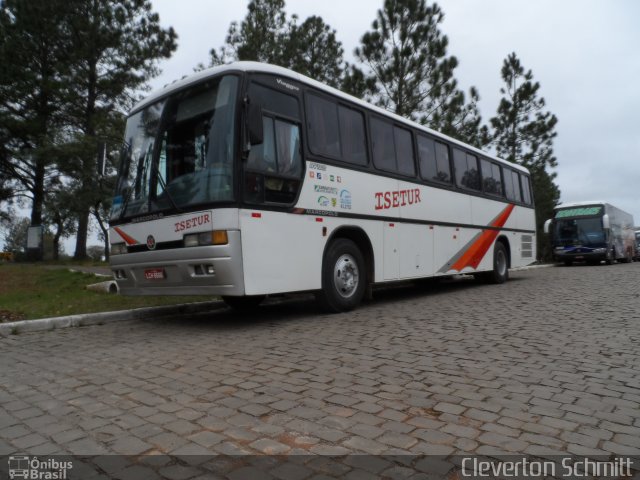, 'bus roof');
133,61,529,174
